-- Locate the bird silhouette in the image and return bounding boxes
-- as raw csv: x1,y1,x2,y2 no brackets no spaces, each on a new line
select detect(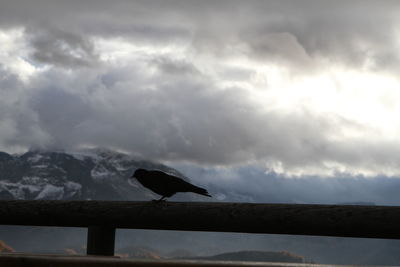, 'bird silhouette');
131,168,211,201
